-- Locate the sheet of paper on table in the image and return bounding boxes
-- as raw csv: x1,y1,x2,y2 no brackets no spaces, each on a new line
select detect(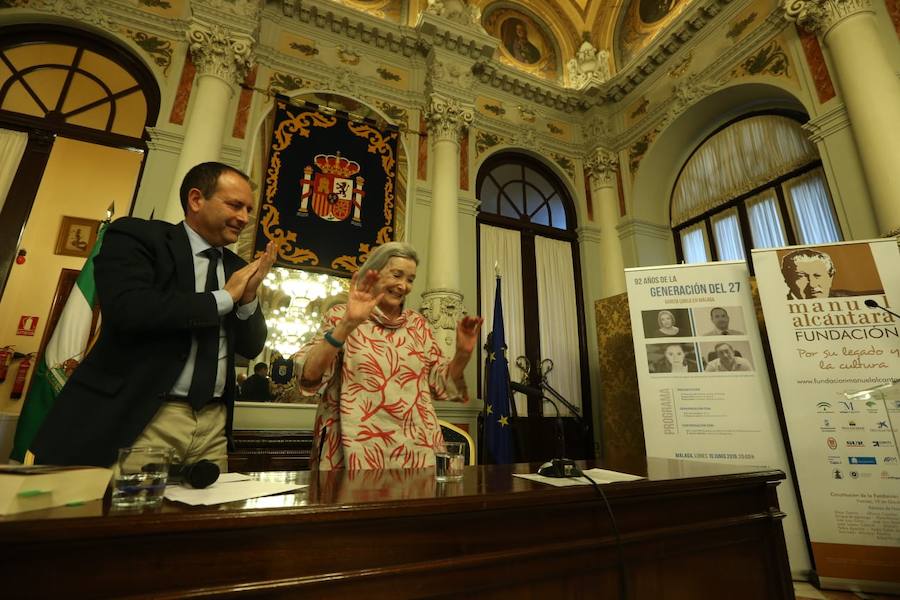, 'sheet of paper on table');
164,473,307,506
514,468,644,487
